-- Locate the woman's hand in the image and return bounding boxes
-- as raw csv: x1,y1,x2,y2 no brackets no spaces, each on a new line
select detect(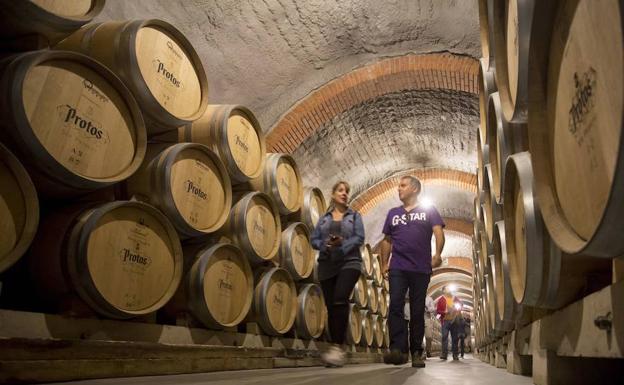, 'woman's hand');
327,235,343,248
